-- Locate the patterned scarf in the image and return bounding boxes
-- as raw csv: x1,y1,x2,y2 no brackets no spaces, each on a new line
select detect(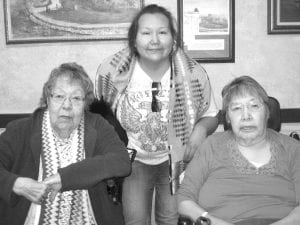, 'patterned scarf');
95,48,211,193
38,111,96,225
